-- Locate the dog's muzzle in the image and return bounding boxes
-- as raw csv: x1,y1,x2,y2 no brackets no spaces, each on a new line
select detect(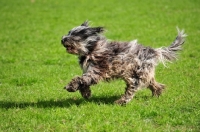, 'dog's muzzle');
61,36,69,44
